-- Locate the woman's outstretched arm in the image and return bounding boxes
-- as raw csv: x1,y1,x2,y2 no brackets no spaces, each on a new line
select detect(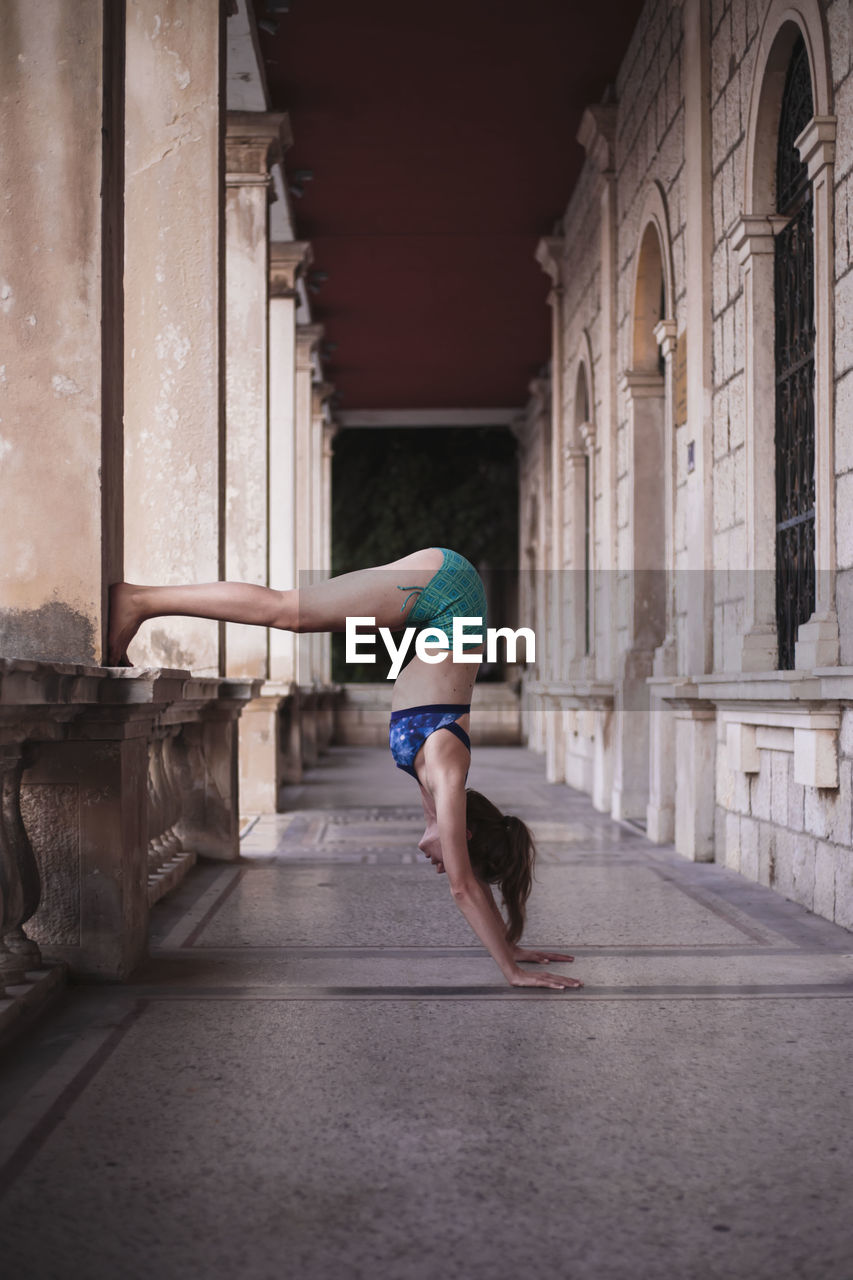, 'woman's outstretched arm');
431,774,581,990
